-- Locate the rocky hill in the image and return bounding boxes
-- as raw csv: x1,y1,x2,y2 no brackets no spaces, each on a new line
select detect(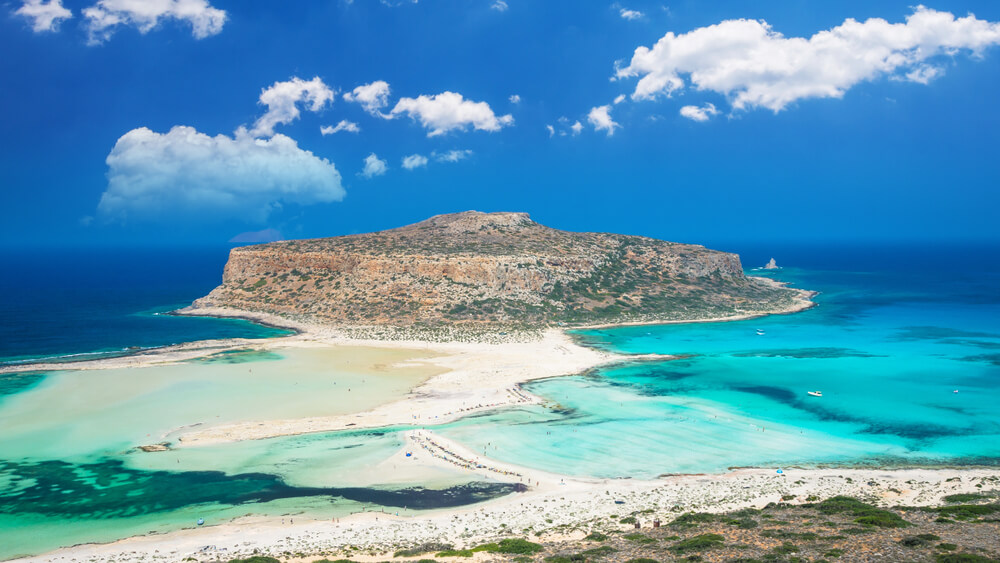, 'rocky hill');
189,211,811,328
